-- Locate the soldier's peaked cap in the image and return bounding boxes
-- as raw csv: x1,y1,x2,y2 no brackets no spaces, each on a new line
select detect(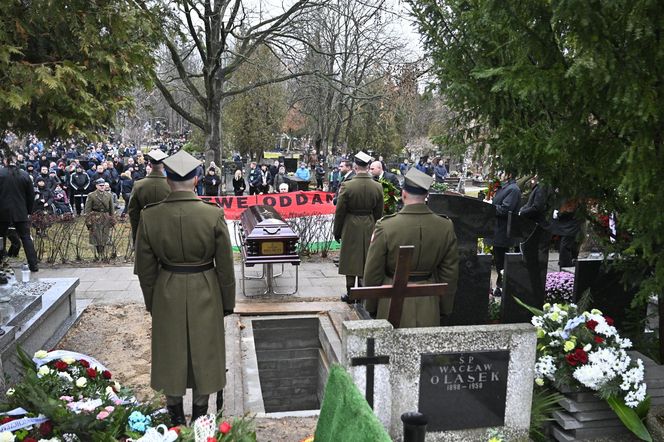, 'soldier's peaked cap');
146,149,168,164
162,150,201,181
353,151,373,167
403,167,433,195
